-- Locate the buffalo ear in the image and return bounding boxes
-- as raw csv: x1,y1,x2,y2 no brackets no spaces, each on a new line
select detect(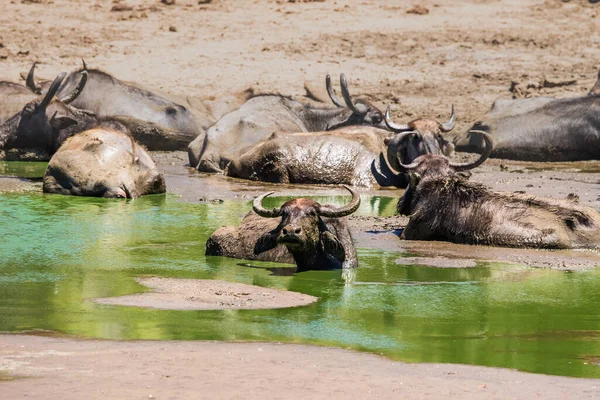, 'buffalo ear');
254,230,279,255
51,116,78,130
